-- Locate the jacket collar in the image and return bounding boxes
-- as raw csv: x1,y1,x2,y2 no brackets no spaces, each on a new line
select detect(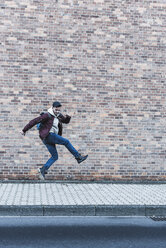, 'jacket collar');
47,107,56,117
